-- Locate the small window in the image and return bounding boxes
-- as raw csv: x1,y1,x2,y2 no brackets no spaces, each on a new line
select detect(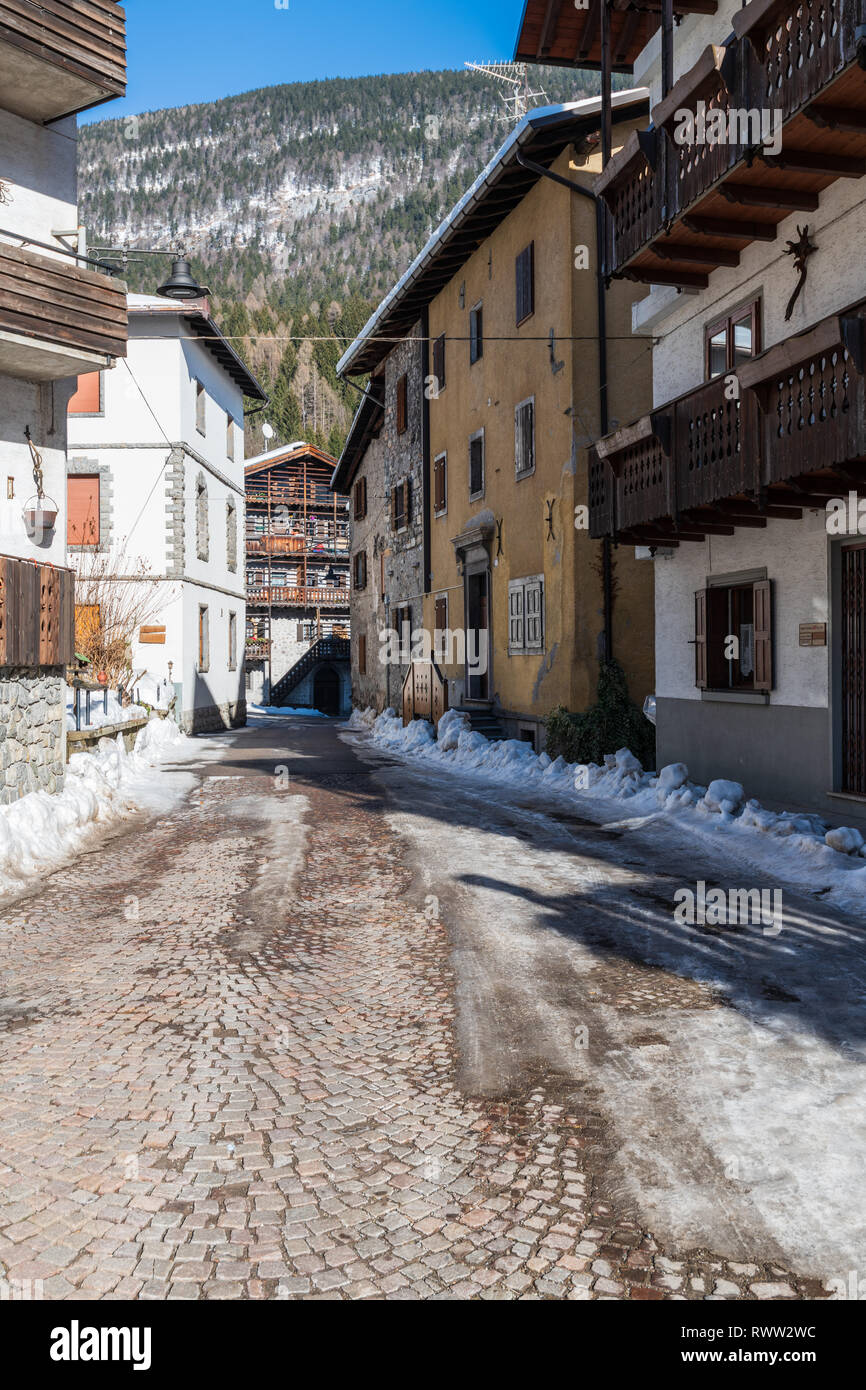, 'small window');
391,479,411,532
695,577,772,692
508,575,544,654
228,611,237,670
434,595,448,662
396,374,408,434
353,476,367,520
226,414,236,460
226,498,237,573
515,397,535,478
469,303,483,364
196,474,209,561
705,300,761,379
433,452,447,515
67,474,100,547
195,380,207,435
68,372,102,416
394,604,412,661
358,631,367,675
353,550,367,590
469,430,485,499
198,605,210,671
516,242,535,325
432,333,446,394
